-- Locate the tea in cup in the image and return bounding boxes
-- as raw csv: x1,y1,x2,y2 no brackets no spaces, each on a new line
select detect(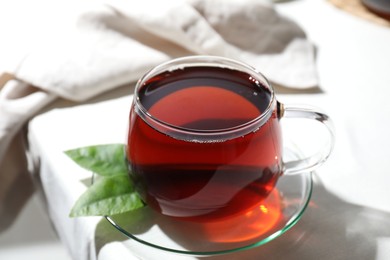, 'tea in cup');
126,56,334,222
